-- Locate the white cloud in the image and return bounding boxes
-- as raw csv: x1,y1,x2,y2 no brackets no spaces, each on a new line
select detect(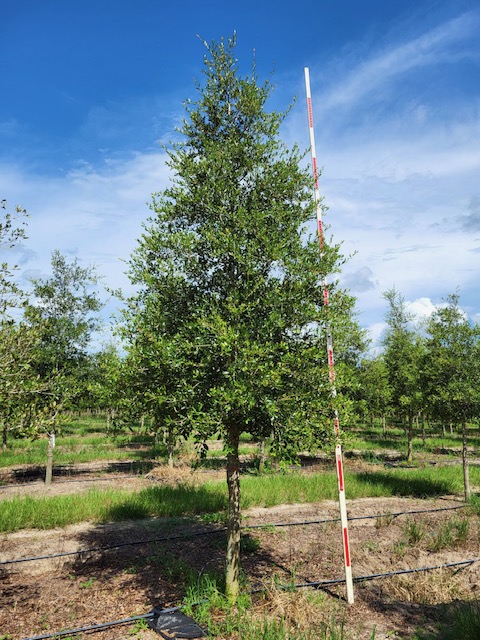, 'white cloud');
405,297,437,320
0,151,171,321
315,10,480,116
287,9,480,346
